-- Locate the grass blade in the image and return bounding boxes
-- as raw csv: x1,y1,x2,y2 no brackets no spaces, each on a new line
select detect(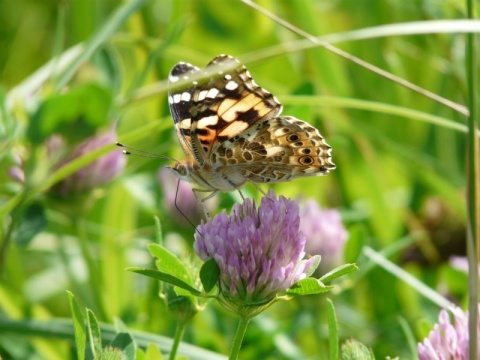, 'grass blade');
66,291,86,360
362,246,452,309
465,0,479,358
55,0,147,89
327,299,338,360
